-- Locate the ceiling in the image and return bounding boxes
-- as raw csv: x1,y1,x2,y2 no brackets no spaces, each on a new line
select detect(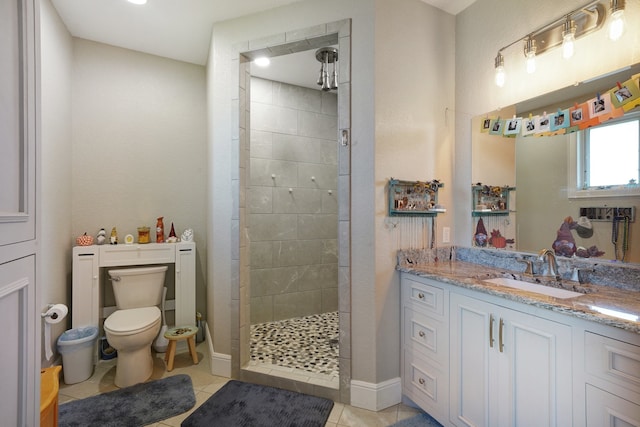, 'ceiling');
51,0,476,89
